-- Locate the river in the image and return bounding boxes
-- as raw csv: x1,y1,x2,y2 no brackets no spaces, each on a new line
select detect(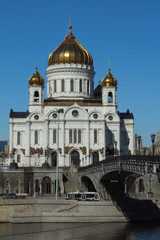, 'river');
0,222,160,240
